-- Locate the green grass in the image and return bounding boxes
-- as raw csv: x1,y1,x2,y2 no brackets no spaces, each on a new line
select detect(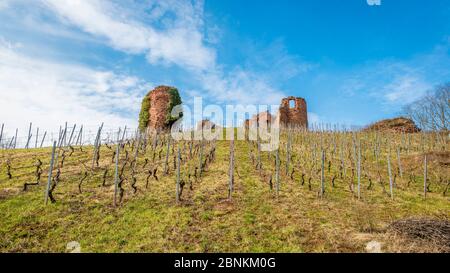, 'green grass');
0,132,448,253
